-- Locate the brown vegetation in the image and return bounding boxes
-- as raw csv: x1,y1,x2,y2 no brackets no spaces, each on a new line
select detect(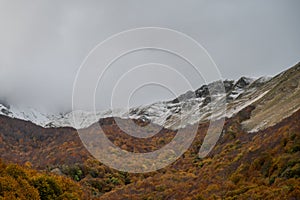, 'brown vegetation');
0,105,300,199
